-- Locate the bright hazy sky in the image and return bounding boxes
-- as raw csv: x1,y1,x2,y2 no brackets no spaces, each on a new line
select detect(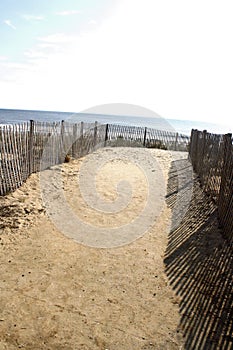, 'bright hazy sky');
0,0,232,127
